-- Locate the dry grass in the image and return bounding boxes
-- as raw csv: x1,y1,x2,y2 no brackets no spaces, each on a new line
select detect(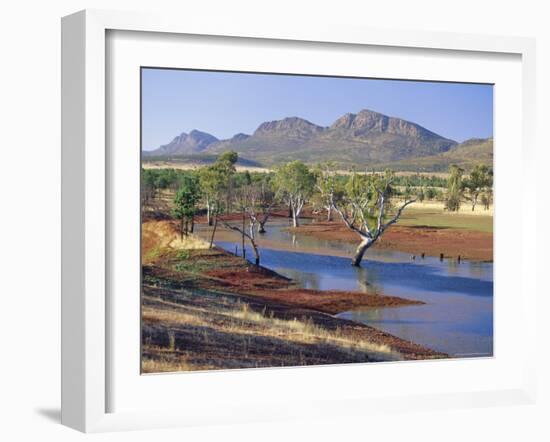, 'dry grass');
141,347,220,373
226,302,400,361
142,357,194,373
142,295,402,374
142,220,210,264
143,162,270,173
408,200,493,216
142,305,205,327
400,203,493,233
